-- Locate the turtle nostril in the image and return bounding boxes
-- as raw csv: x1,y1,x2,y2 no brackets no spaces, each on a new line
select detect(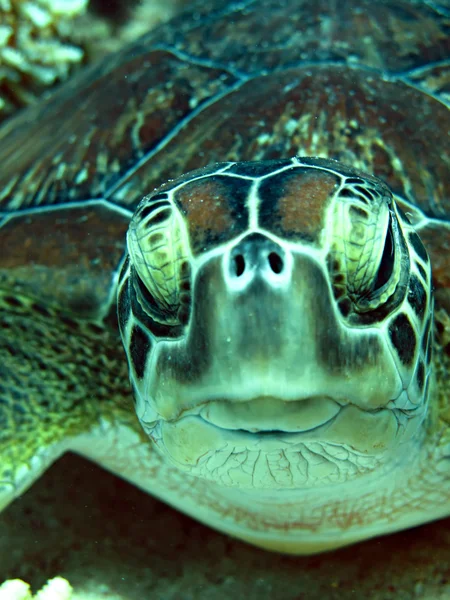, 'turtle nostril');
228,234,289,284
234,254,245,277
268,251,284,274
